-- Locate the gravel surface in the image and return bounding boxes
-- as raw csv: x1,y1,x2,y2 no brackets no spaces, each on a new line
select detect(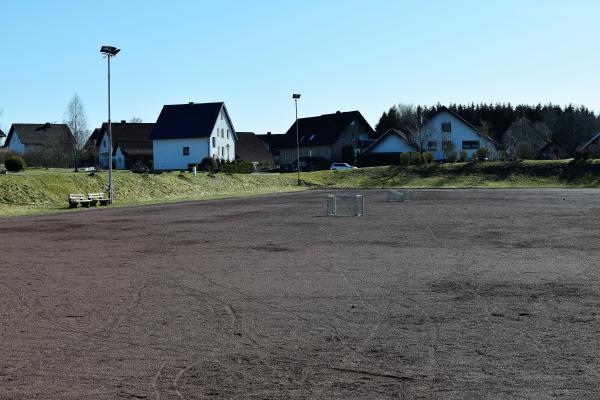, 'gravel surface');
1,189,599,399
